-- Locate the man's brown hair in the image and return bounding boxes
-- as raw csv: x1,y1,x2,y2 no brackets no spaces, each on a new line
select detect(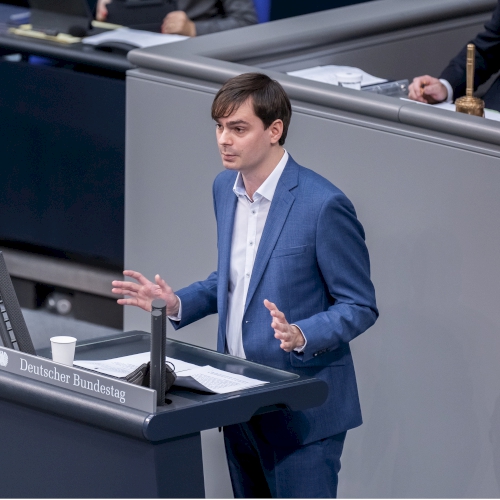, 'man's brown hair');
211,73,292,146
